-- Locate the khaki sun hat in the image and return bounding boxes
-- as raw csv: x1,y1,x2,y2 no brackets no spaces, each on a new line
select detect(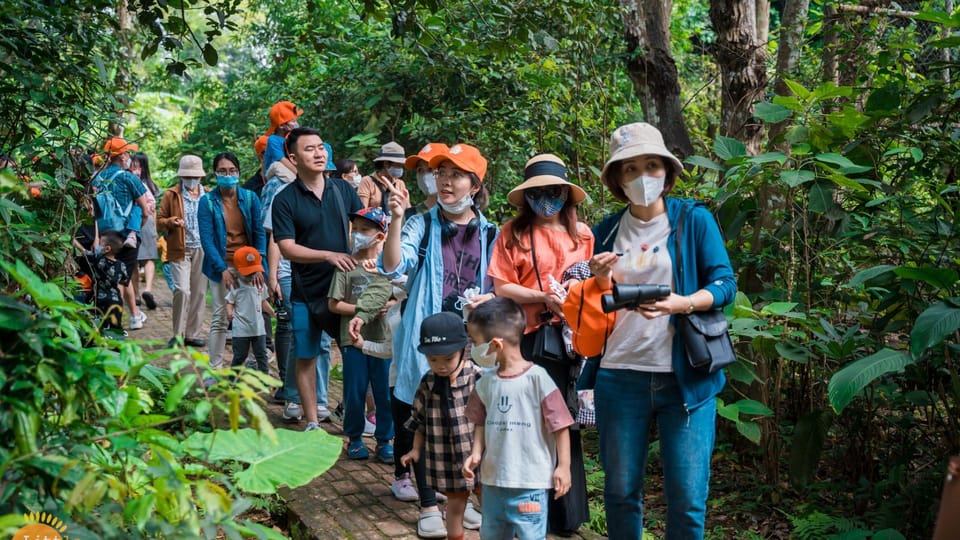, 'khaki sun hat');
599,122,684,188
373,141,406,163
177,155,206,178
507,153,587,207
